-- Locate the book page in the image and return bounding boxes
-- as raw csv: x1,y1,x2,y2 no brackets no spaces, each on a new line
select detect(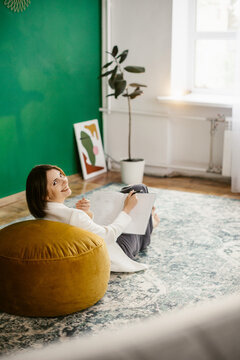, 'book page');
90,191,156,235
